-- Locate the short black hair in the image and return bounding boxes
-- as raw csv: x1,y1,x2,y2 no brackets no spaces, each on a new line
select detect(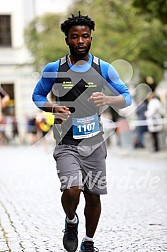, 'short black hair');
61,11,95,36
